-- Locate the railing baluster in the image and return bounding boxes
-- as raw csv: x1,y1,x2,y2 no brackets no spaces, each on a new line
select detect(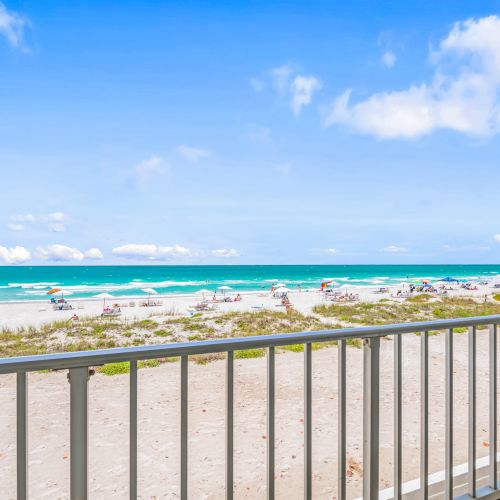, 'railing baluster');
226,351,234,500
304,342,312,500
363,337,380,500
468,326,476,497
490,324,497,489
394,335,402,500
338,340,346,500
267,346,275,500
130,360,137,500
69,367,90,500
445,328,454,500
420,331,429,498
180,355,188,500
16,371,28,500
